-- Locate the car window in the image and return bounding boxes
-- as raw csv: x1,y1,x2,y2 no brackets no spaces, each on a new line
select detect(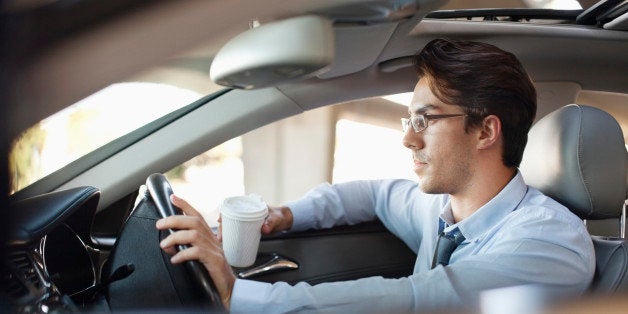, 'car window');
166,93,415,227
9,82,203,194
165,138,244,227
333,119,415,183
165,87,628,229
